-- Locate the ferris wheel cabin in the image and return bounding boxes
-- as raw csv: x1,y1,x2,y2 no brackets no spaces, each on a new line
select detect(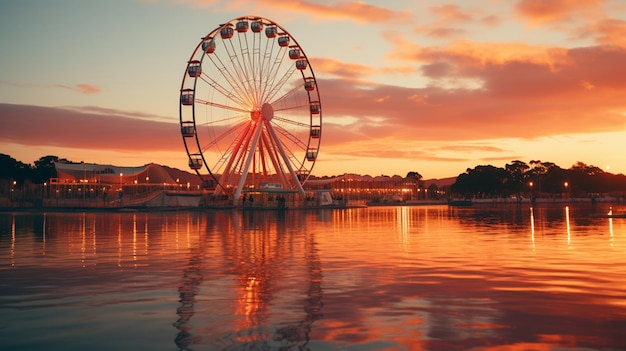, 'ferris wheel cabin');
180,89,194,106
265,25,277,38
306,149,318,162
296,59,308,70
304,77,316,91
251,20,263,33
278,35,290,47
236,19,249,33
289,47,301,60
311,126,322,139
188,154,203,170
181,121,195,137
187,60,202,77
311,126,321,138
202,38,216,53
220,26,234,39
310,101,320,114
